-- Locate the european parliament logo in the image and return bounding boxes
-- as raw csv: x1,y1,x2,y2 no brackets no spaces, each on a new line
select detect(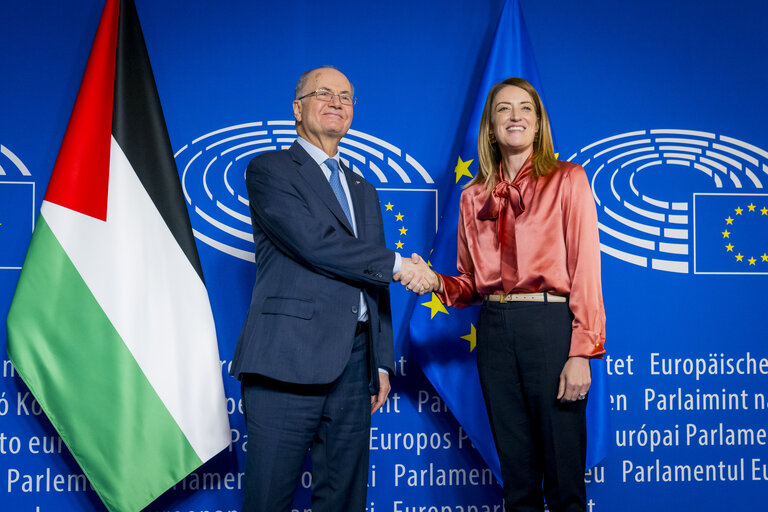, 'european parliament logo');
0,143,35,270
568,129,768,275
175,121,437,262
